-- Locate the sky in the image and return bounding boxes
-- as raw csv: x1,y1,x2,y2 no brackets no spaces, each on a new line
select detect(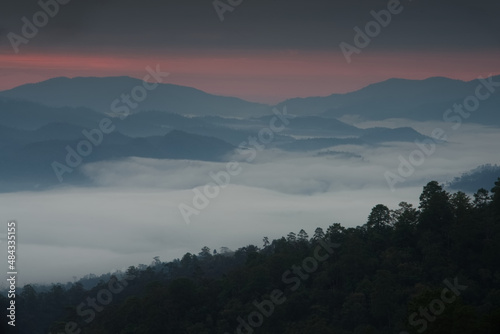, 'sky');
1,0,500,103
